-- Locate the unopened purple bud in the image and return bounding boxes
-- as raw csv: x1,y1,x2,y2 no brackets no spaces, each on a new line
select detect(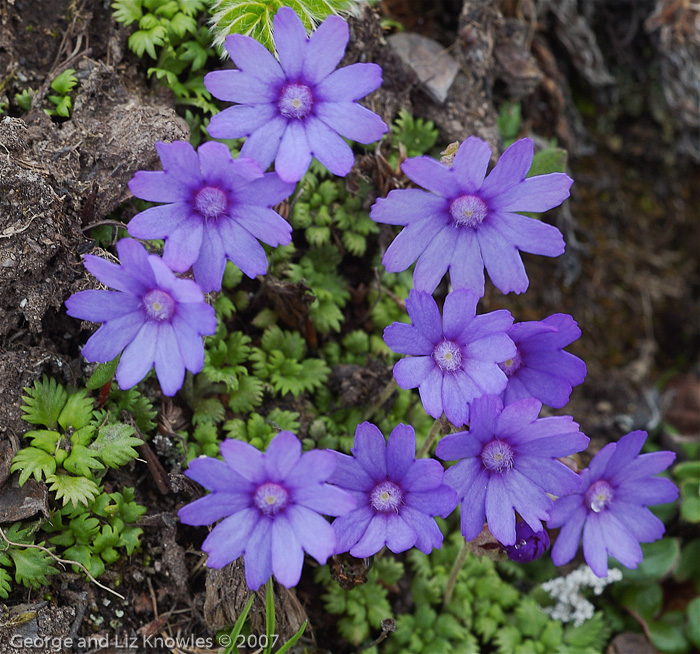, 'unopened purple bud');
503,522,550,563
